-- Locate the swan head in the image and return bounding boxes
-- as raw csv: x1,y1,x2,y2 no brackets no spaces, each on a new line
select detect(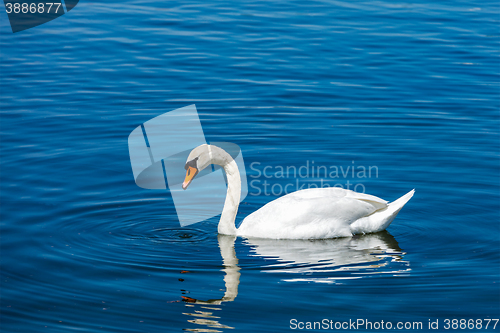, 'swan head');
182,144,212,190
